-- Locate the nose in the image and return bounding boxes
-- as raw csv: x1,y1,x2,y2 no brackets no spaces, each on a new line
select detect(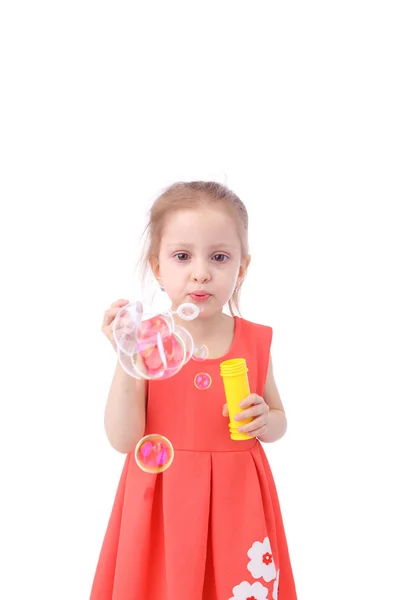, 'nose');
191,259,211,284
